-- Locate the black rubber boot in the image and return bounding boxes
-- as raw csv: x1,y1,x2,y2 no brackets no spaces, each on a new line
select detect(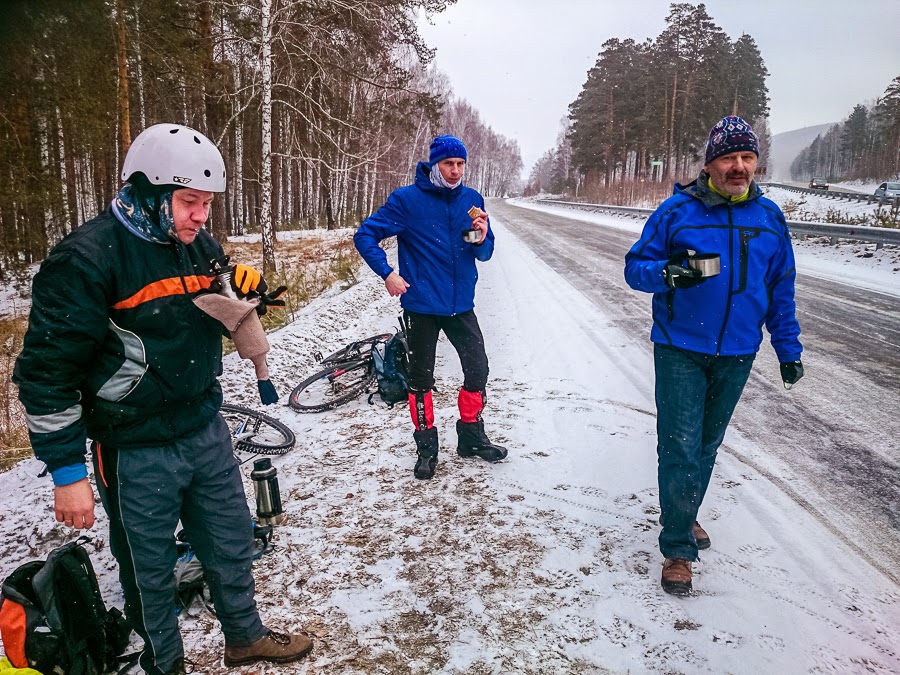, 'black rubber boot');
413,427,439,480
456,420,507,462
